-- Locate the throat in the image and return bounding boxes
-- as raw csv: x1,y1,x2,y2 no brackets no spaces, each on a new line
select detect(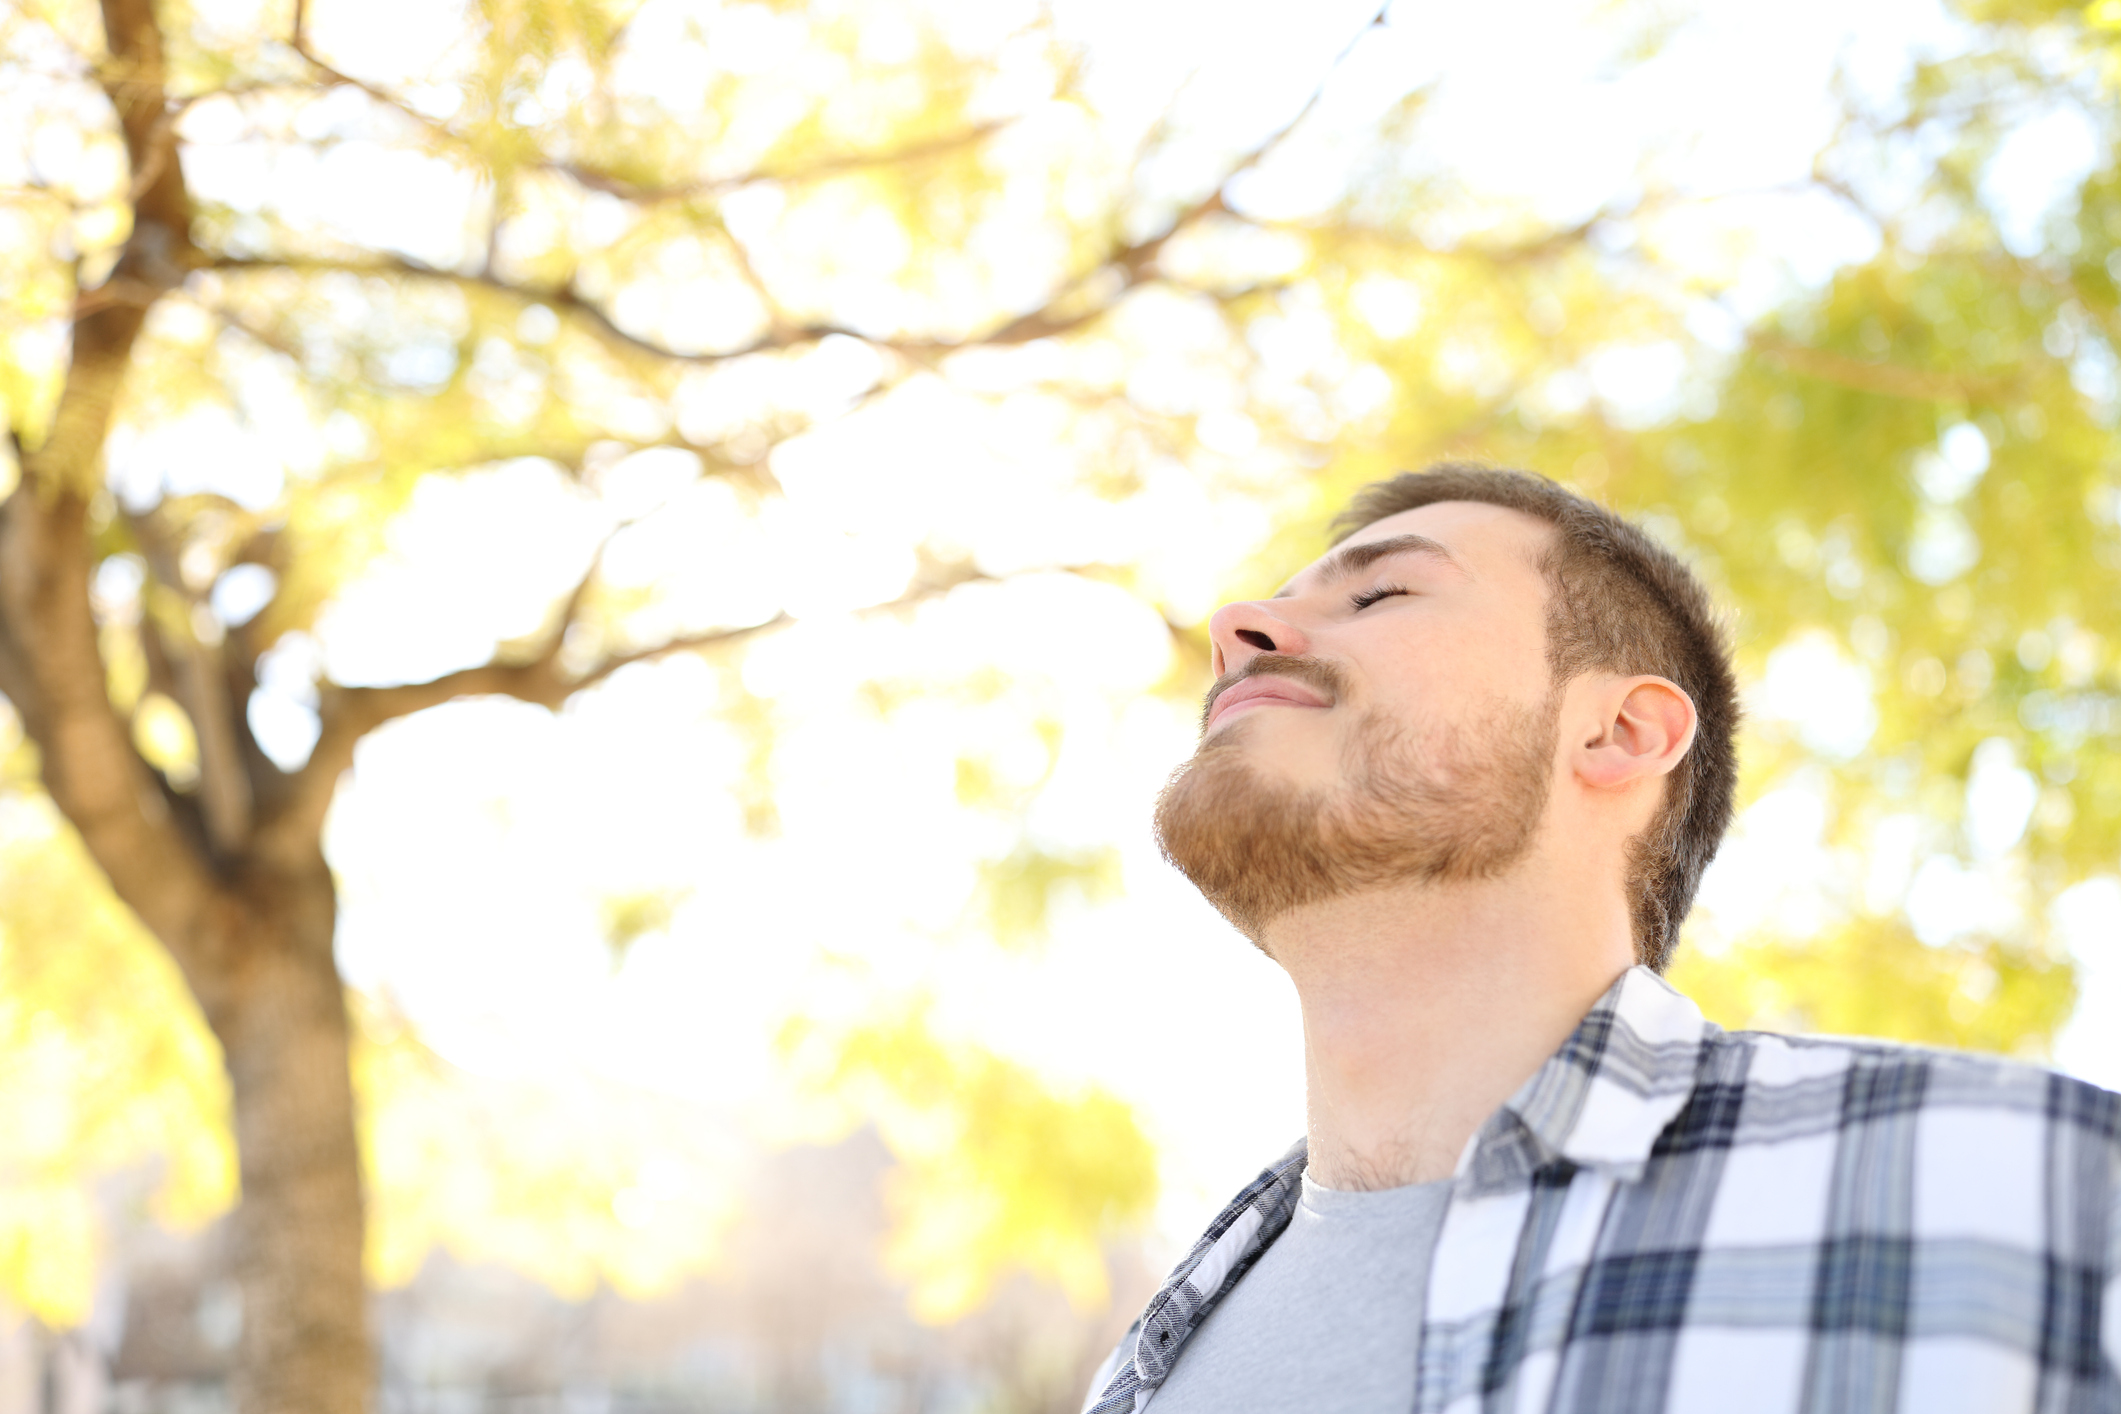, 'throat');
1276,885,1636,1195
